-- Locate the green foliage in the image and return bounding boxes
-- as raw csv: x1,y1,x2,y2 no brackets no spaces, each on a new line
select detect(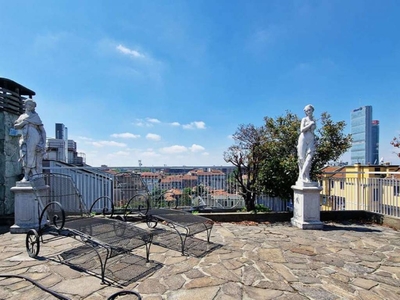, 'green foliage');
313,112,352,178
183,187,193,195
225,110,352,204
258,112,300,200
258,111,351,200
180,187,192,205
253,204,271,213
191,210,199,215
